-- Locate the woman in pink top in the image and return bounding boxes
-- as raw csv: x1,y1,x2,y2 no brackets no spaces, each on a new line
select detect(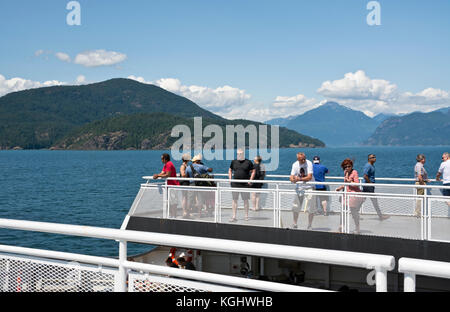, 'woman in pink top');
336,158,365,234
